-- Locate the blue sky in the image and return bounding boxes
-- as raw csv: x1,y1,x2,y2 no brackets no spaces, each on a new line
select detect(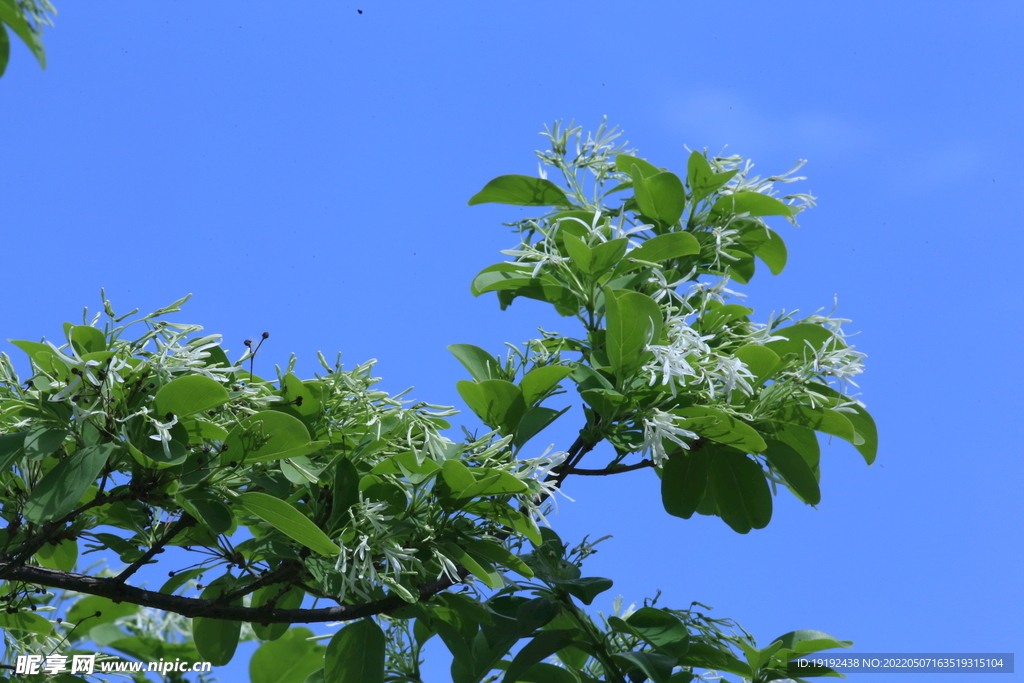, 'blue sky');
2,2,1022,681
